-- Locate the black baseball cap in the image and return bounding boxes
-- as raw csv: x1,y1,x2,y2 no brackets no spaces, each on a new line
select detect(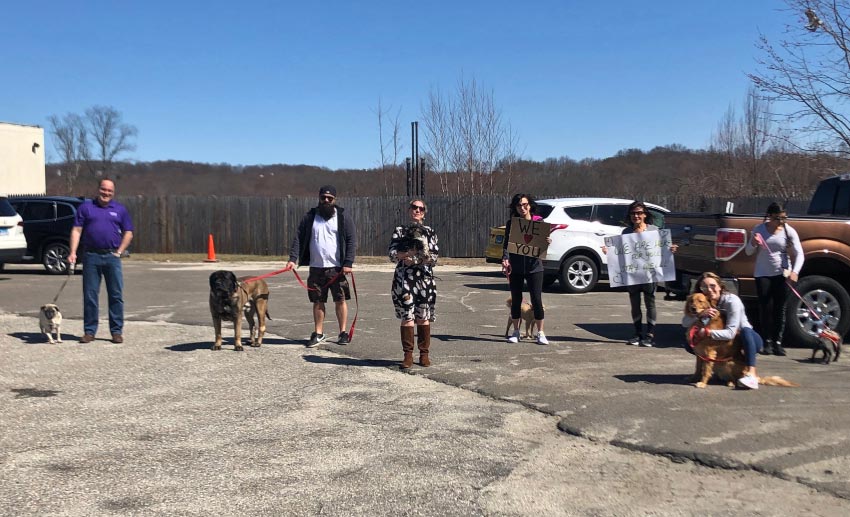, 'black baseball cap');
319,185,337,198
